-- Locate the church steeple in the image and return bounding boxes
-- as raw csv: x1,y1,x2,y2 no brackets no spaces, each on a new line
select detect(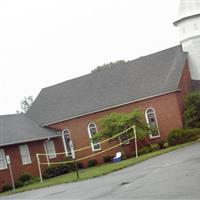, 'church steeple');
178,0,200,20
174,0,200,80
